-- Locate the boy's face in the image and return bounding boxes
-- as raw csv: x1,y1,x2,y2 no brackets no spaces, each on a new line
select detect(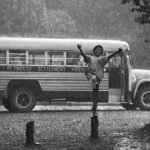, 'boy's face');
93,47,103,57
